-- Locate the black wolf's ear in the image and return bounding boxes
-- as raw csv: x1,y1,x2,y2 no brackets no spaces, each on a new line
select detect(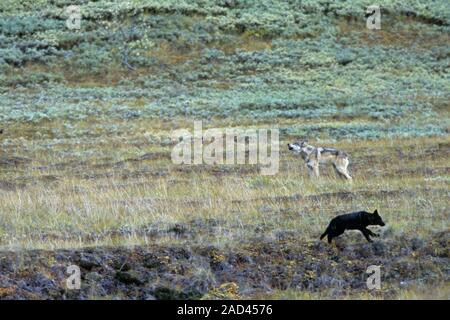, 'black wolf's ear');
373,209,379,215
